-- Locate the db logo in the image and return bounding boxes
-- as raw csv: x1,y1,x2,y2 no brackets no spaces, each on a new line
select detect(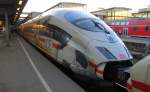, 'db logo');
119,53,126,59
